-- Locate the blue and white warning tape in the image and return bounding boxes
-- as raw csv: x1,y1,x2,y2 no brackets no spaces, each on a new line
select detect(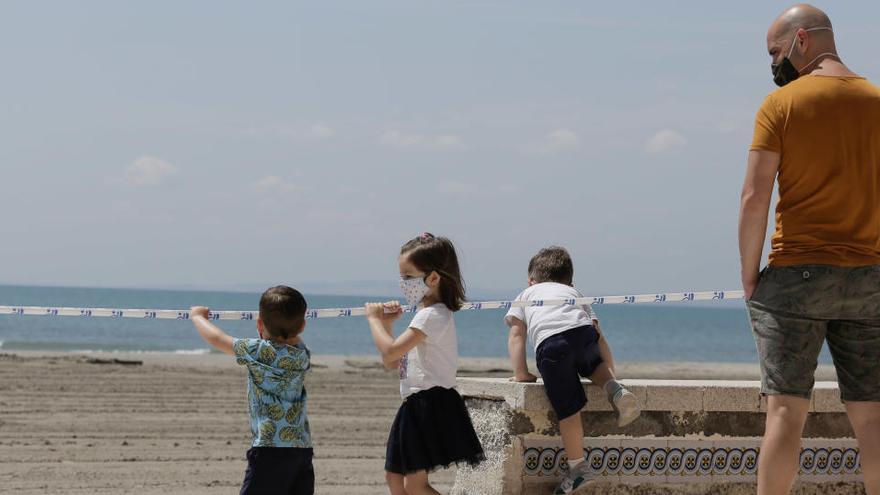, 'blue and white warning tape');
0,290,744,321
